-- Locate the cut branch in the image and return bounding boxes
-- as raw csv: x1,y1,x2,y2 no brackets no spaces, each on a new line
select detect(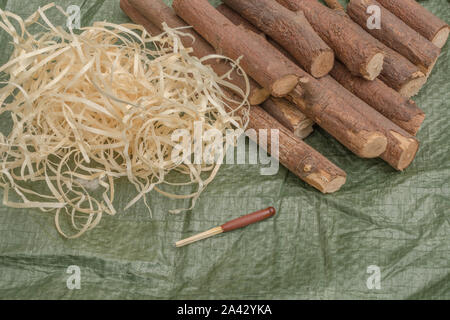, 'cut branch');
164,0,301,97
321,76,419,170
376,0,449,49
331,61,425,136
348,0,441,75
261,98,314,140
222,0,334,78
276,0,384,80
